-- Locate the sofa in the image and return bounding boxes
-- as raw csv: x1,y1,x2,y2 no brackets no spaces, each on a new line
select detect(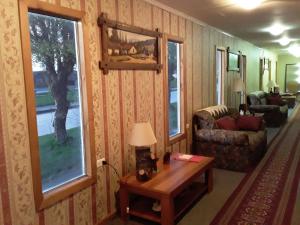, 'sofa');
192,105,267,172
247,91,288,127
